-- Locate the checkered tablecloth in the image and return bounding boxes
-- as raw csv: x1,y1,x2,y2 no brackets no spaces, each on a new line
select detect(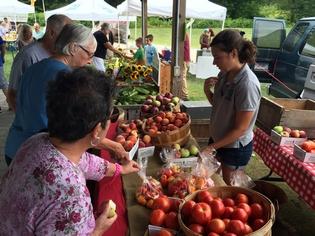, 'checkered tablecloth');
253,128,315,210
